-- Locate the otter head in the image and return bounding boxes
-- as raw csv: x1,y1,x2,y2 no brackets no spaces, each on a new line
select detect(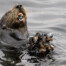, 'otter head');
1,4,27,29
11,4,27,29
